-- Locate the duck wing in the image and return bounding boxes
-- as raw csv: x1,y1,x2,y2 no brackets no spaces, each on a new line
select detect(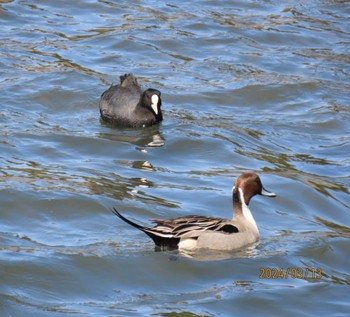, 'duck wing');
150,215,239,238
